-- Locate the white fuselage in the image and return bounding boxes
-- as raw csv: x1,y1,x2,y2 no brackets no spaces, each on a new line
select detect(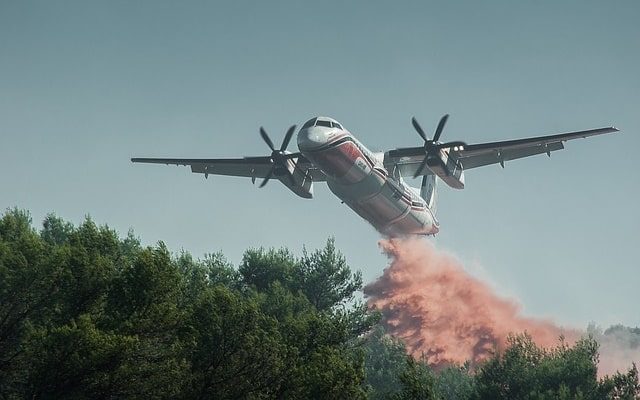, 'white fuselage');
297,123,439,236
